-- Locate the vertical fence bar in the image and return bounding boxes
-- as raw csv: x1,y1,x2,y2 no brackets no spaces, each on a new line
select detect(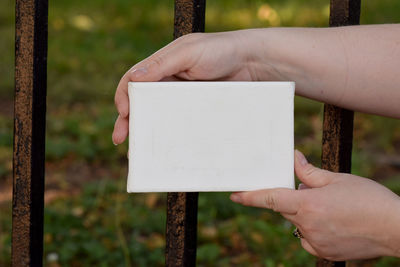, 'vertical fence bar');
12,0,48,266
165,1,205,266
318,0,360,266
